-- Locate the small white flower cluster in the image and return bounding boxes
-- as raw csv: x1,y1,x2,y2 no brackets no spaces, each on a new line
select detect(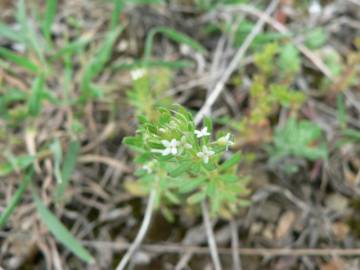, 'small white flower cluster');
150,126,234,165
151,136,193,156
195,127,210,138
131,69,146,80
152,139,179,156
196,145,214,164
